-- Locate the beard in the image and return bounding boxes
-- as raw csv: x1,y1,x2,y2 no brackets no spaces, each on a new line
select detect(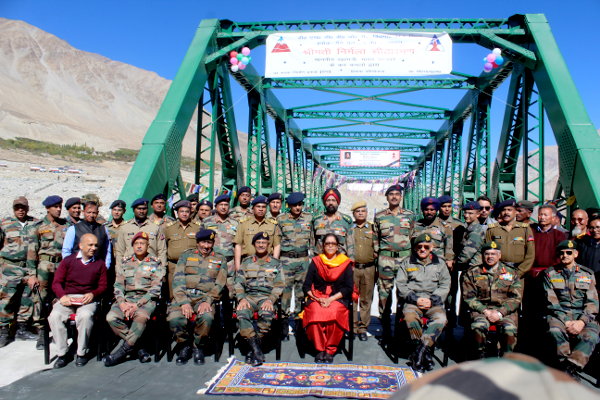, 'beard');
326,205,337,214
571,226,583,237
